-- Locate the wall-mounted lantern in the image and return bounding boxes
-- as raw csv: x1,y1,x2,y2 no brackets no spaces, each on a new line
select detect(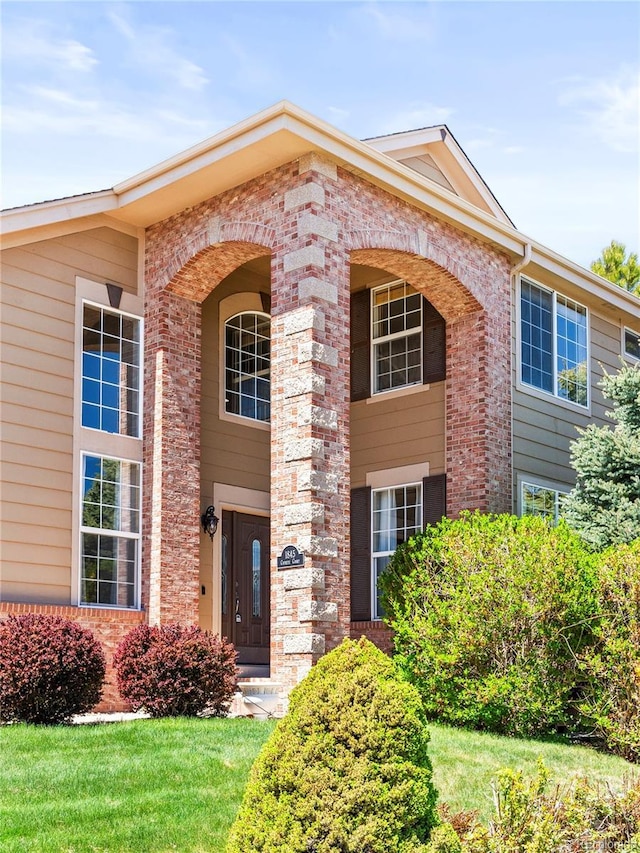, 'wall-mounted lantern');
201,505,219,540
